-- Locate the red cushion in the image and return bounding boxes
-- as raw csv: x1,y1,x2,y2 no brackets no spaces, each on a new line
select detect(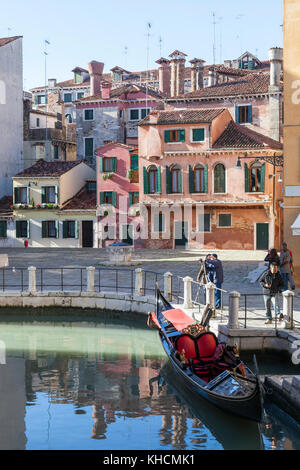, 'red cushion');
196,333,217,359
176,335,197,360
